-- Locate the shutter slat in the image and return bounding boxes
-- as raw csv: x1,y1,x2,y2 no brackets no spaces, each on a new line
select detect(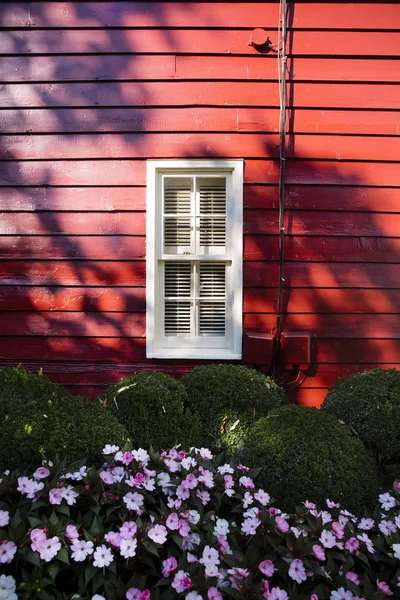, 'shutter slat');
164,262,192,336
199,262,226,336
199,301,226,336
